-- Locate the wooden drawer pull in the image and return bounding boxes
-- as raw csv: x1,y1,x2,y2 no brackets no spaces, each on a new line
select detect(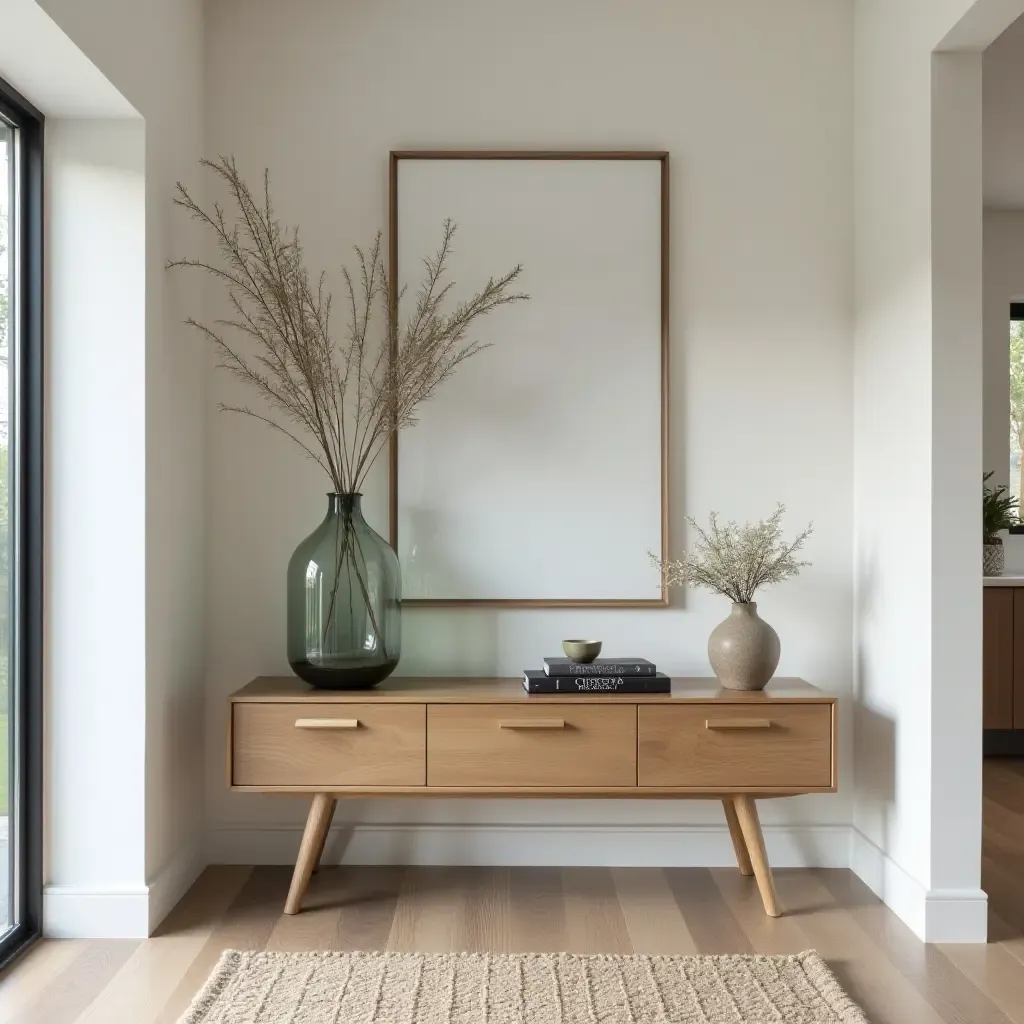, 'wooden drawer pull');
294,718,360,730
705,718,772,730
498,719,565,730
